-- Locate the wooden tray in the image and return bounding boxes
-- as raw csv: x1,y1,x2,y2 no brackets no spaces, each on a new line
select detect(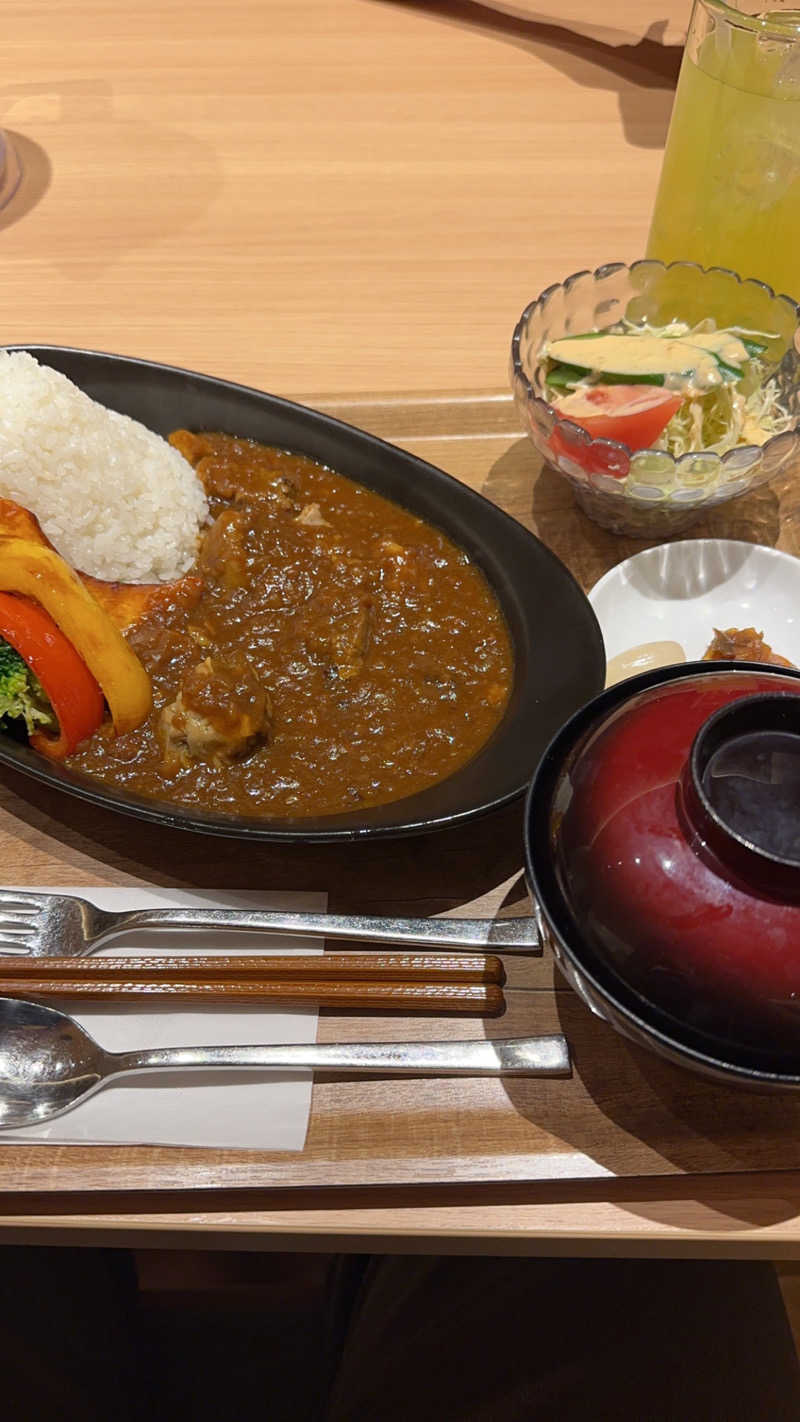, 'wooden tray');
2,389,800,1195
